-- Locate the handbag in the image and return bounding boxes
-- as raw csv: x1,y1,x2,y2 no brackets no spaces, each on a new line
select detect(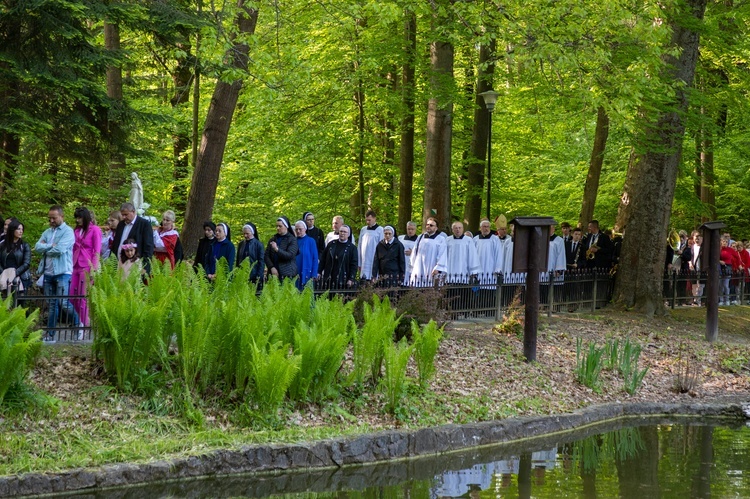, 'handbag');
0,268,23,291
